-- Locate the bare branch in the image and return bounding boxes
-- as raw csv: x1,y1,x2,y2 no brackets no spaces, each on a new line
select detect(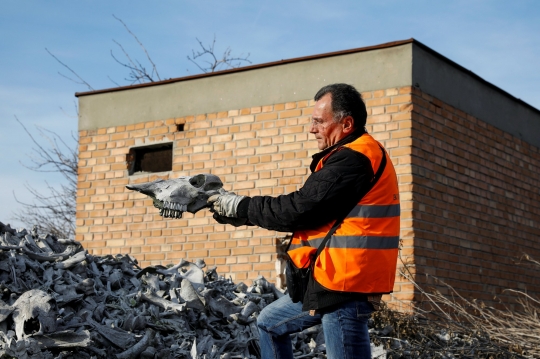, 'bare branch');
109,15,161,84
12,181,76,239
59,100,79,120
45,48,94,91
187,34,251,73
110,40,155,84
107,75,122,87
13,117,77,238
113,14,160,80
15,117,77,184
